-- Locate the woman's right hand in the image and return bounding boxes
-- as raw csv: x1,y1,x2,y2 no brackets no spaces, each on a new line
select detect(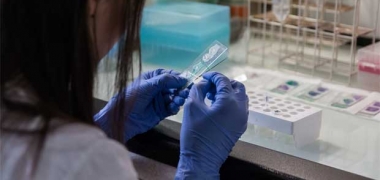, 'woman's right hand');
175,72,249,180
